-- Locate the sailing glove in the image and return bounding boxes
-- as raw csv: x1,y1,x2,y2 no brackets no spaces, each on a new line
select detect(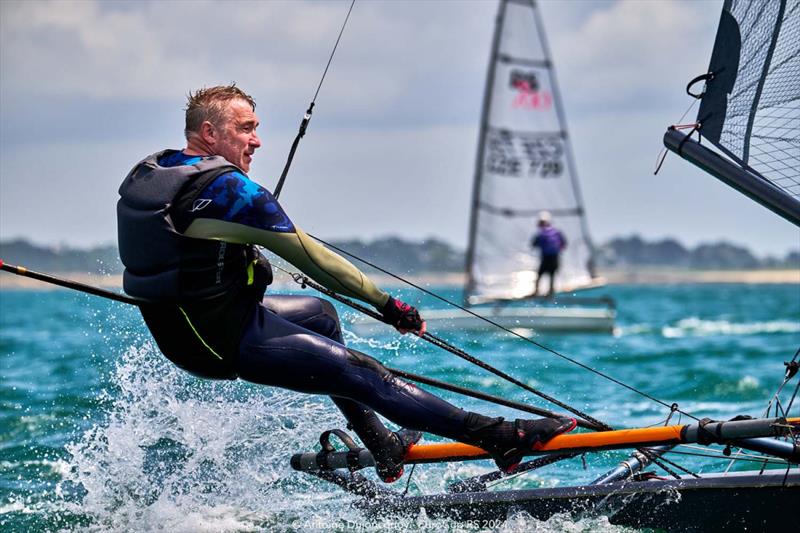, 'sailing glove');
380,296,425,334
